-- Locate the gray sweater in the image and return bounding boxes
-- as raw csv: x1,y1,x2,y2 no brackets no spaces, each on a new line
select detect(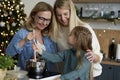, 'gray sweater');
41,48,90,80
